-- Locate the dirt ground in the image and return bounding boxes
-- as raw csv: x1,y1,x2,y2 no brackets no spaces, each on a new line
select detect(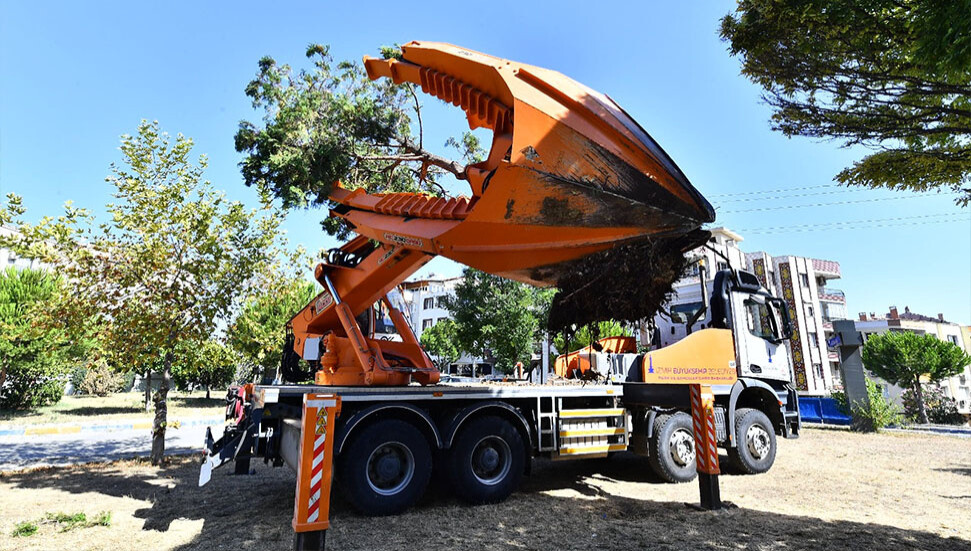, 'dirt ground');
1,427,968,551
